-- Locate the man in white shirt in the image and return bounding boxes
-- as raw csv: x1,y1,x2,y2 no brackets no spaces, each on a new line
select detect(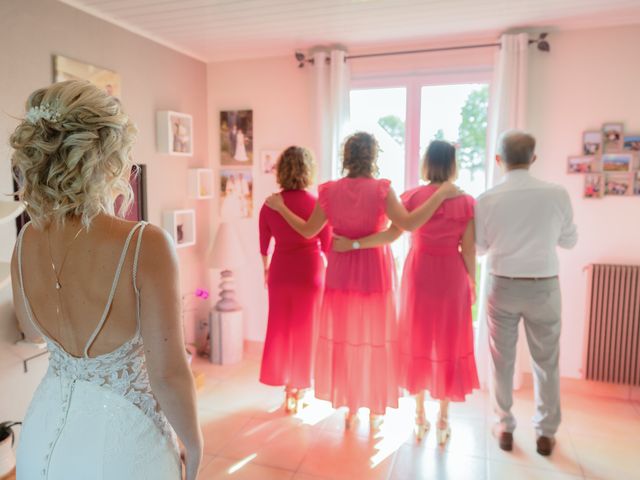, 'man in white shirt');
475,130,577,456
